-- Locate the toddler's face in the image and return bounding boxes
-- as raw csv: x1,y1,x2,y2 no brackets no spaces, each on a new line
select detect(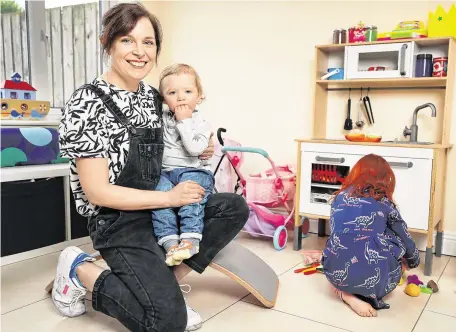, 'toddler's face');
161,73,202,112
